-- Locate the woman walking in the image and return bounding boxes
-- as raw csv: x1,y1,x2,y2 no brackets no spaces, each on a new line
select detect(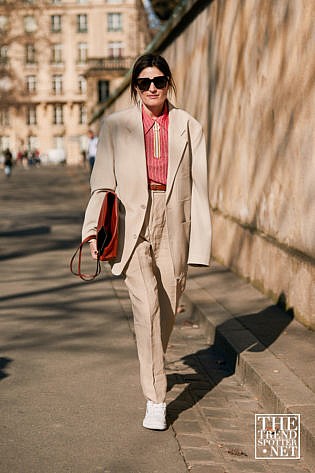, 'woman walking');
82,53,211,430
